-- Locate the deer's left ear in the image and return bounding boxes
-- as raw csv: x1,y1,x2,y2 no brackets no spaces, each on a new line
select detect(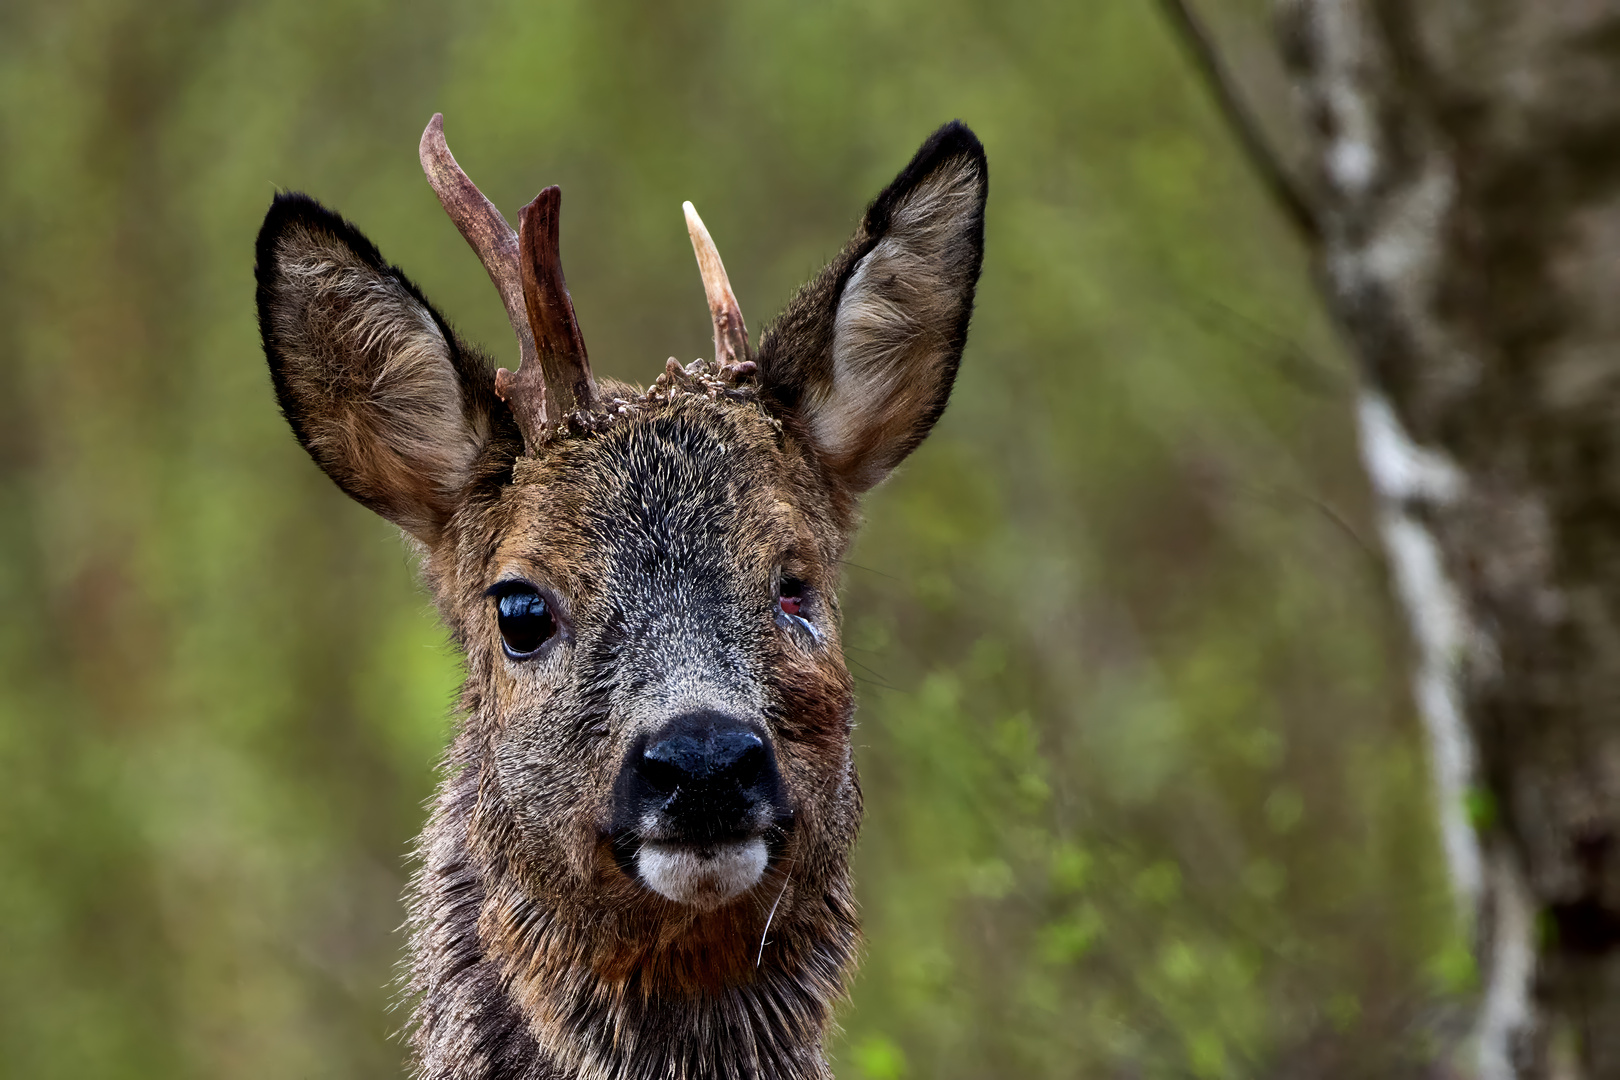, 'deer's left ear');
758,122,986,493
